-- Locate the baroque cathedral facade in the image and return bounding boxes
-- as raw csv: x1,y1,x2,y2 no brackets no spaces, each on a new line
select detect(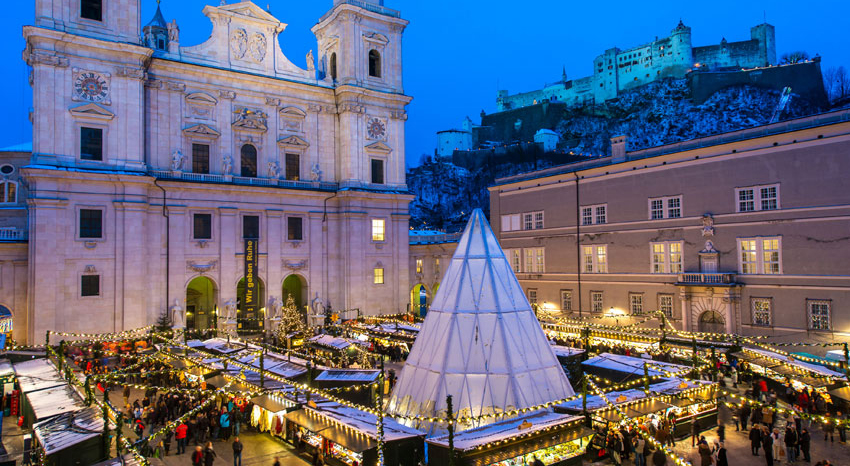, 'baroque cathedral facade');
12,0,412,343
